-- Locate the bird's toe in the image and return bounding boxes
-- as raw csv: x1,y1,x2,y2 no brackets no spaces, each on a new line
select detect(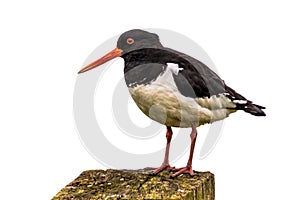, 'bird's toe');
152,164,175,175
172,166,194,177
